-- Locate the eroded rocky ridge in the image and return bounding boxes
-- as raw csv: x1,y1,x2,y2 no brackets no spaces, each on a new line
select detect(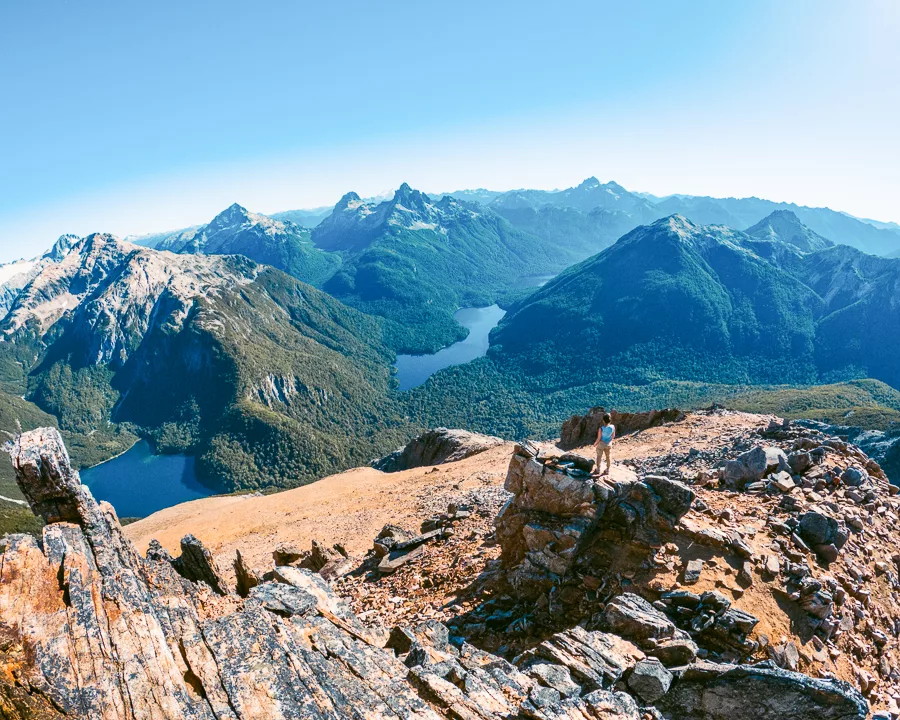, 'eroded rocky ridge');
0,425,877,719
